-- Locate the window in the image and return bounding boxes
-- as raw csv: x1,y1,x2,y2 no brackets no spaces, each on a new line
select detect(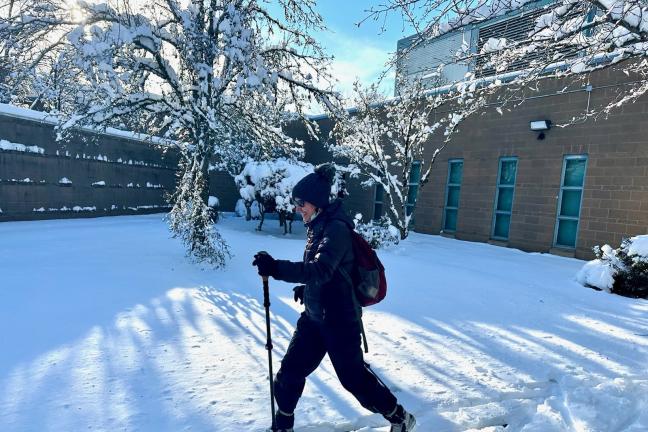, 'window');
443,159,463,232
554,155,588,248
373,184,384,221
405,160,422,217
491,158,518,240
